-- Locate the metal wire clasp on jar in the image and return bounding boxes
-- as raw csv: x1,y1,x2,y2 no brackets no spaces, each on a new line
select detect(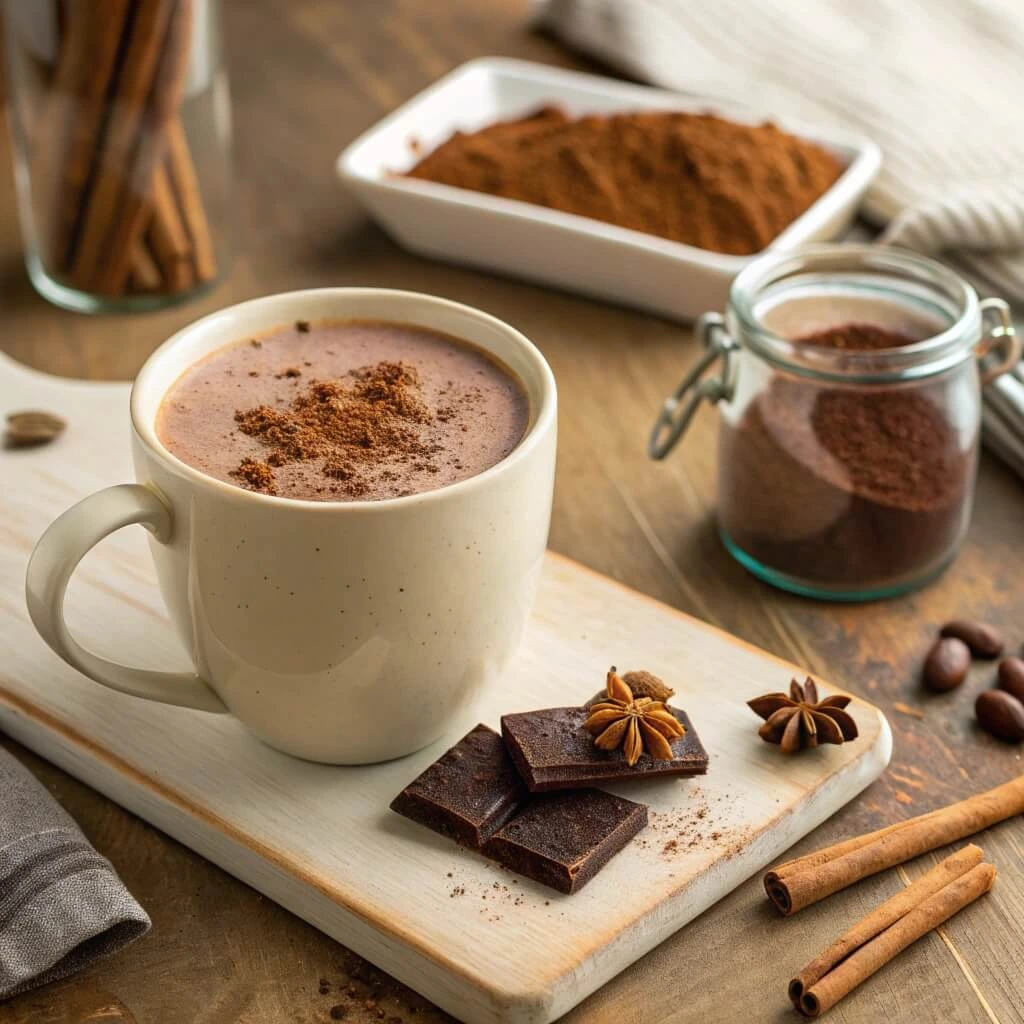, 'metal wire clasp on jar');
649,245,1020,601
